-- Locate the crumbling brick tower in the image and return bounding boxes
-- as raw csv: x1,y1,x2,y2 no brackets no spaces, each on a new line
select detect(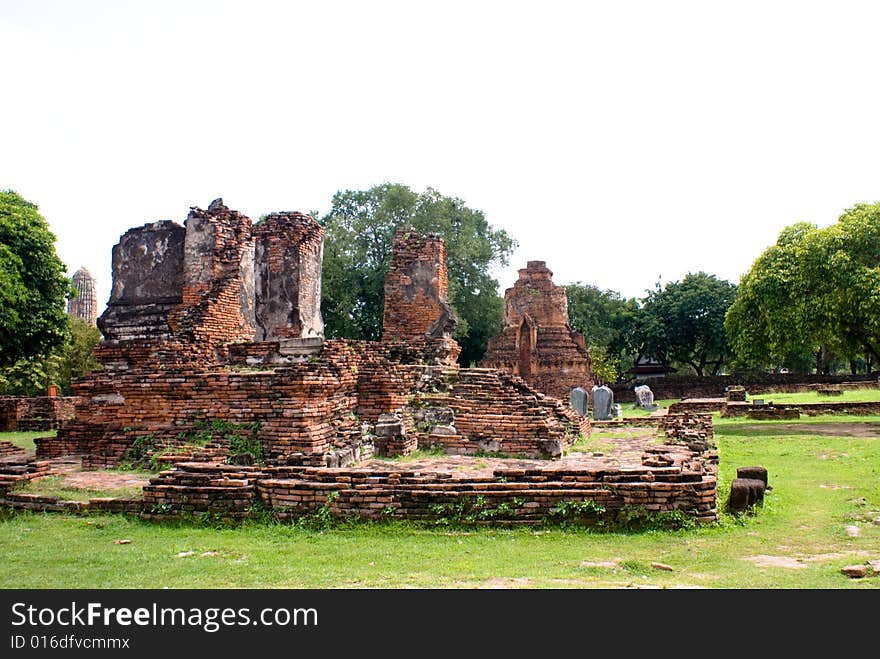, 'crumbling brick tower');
480,260,593,400
381,227,460,365
253,212,324,340
167,199,257,355
49,201,358,468
97,220,186,343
